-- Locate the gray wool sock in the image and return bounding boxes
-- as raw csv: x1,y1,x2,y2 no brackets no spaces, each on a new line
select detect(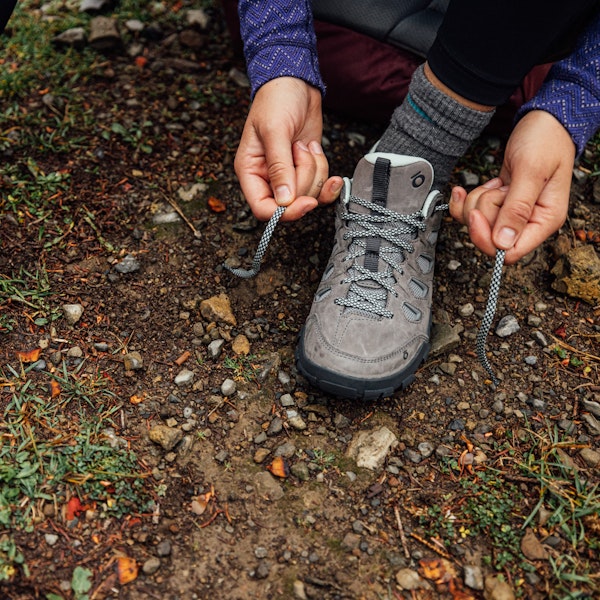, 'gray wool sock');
377,64,496,189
